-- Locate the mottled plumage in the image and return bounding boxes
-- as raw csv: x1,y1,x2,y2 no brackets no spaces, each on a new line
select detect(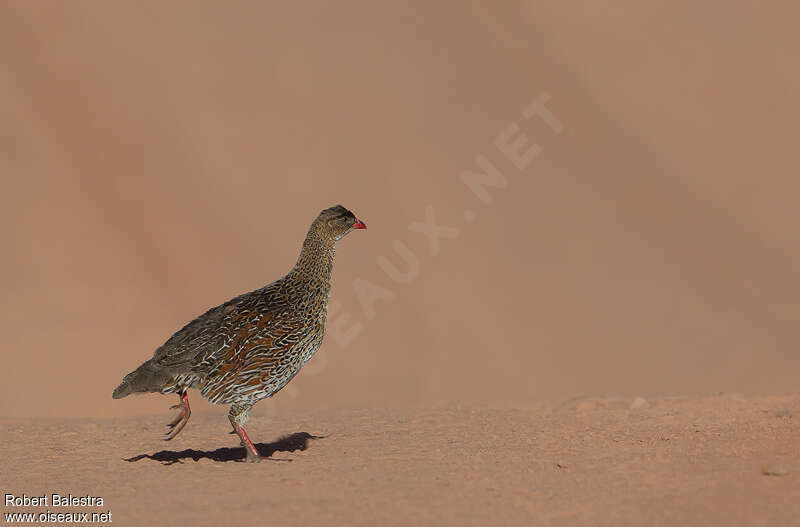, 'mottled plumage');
113,205,366,462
